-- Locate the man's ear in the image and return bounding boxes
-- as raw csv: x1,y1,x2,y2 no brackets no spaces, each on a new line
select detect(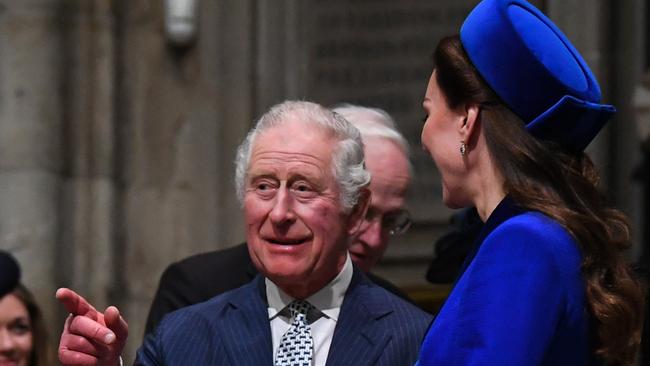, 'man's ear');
347,187,371,236
459,103,481,143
